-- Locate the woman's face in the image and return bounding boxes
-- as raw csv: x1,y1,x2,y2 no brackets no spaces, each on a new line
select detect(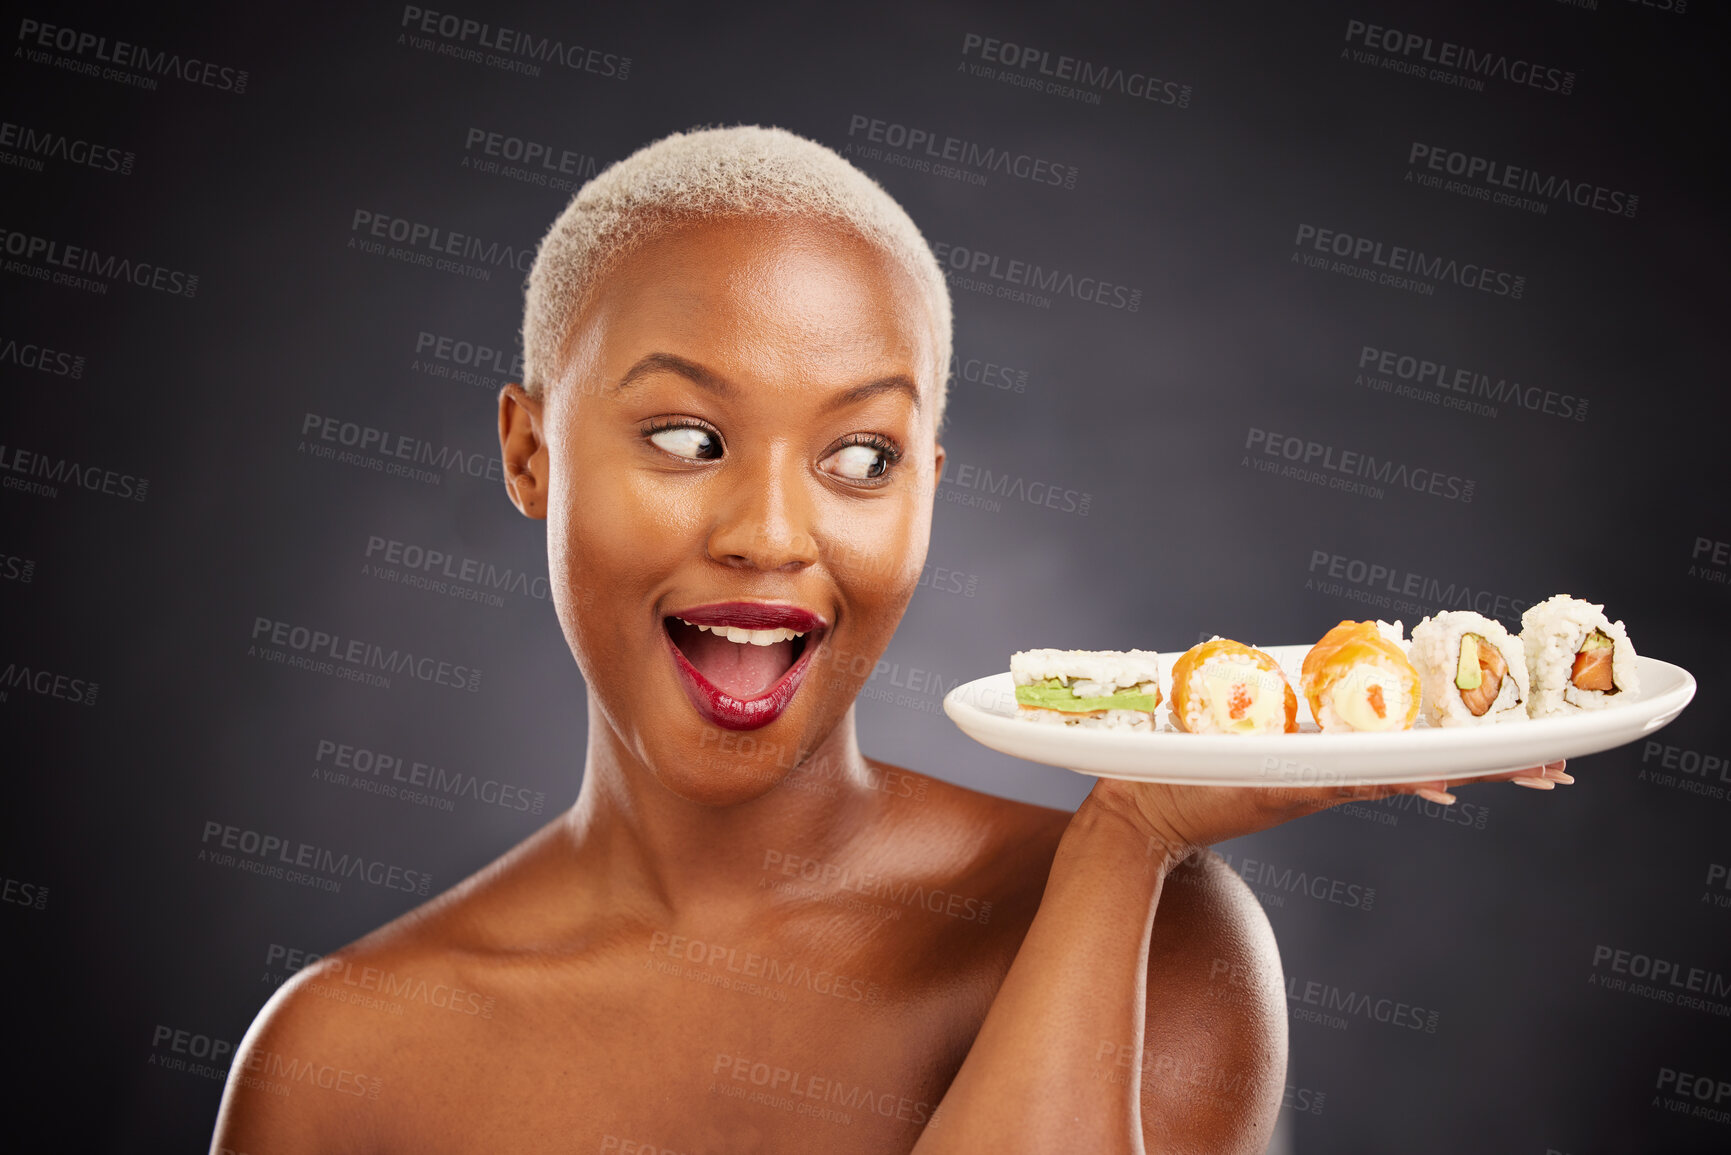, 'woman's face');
500,215,945,806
